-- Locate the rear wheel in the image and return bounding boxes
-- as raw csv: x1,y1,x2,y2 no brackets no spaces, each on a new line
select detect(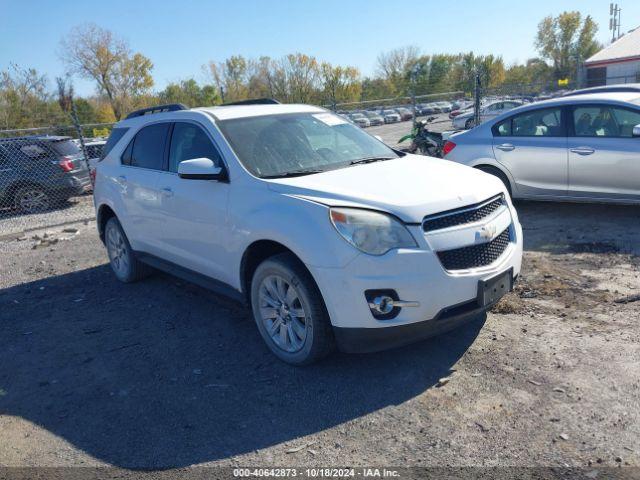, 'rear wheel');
465,118,475,129
105,217,153,283
14,186,50,213
250,253,335,365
